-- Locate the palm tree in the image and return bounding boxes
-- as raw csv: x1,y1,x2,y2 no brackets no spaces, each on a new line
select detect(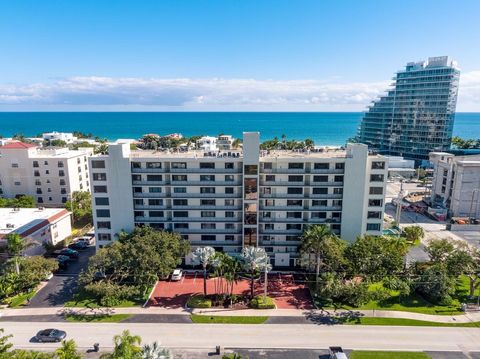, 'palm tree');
300,224,336,287
241,247,269,299
6,233,33,275
224,256,243,300
192,247,216,296
55,339,82,359
101,330,142,359
142,341,171,359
